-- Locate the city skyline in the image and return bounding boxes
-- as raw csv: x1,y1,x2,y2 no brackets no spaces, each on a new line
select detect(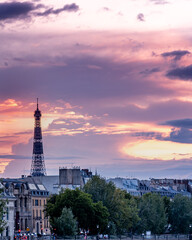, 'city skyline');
1,0,192,179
